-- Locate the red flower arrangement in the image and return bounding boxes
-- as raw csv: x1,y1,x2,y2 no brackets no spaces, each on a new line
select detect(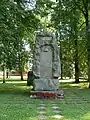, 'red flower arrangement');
38,93,56,98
